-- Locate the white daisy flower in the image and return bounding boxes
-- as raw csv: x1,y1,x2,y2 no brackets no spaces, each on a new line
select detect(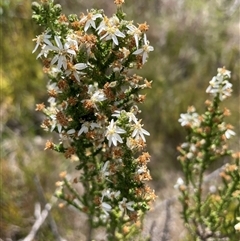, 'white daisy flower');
131,120,150,142
105,119,126,147
132,34,153,64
